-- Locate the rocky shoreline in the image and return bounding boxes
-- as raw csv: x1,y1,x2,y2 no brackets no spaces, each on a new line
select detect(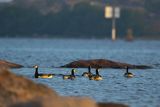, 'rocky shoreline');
0,60,23,68
0,59,151,69
0,67,128,107
61,59,151,69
